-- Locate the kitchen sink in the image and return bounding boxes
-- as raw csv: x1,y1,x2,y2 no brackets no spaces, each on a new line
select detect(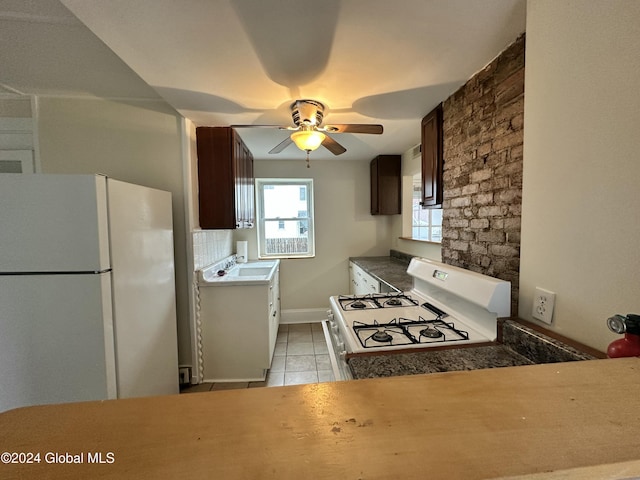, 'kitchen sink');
229,266,273,277
198,260,279,285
